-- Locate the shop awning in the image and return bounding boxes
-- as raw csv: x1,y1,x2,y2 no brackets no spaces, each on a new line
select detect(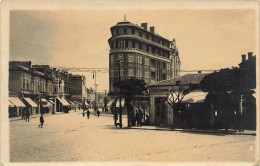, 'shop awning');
24,97,38,107
41,98,48,103
48,100,55,105
69,101,75,105
61,98,70,106
116,98,125,108
9,97,26,107
9,100,15,107
56,97,70,106
181,91,208,103
107,98,116,107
